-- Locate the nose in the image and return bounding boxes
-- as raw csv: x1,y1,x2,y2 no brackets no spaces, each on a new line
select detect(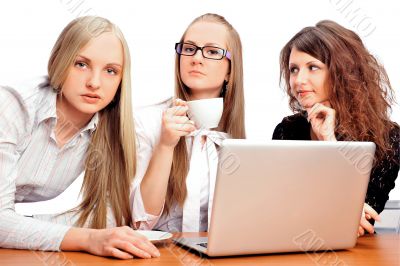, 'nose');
191,48,204,64
294,68,308,87
87,69,101,90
